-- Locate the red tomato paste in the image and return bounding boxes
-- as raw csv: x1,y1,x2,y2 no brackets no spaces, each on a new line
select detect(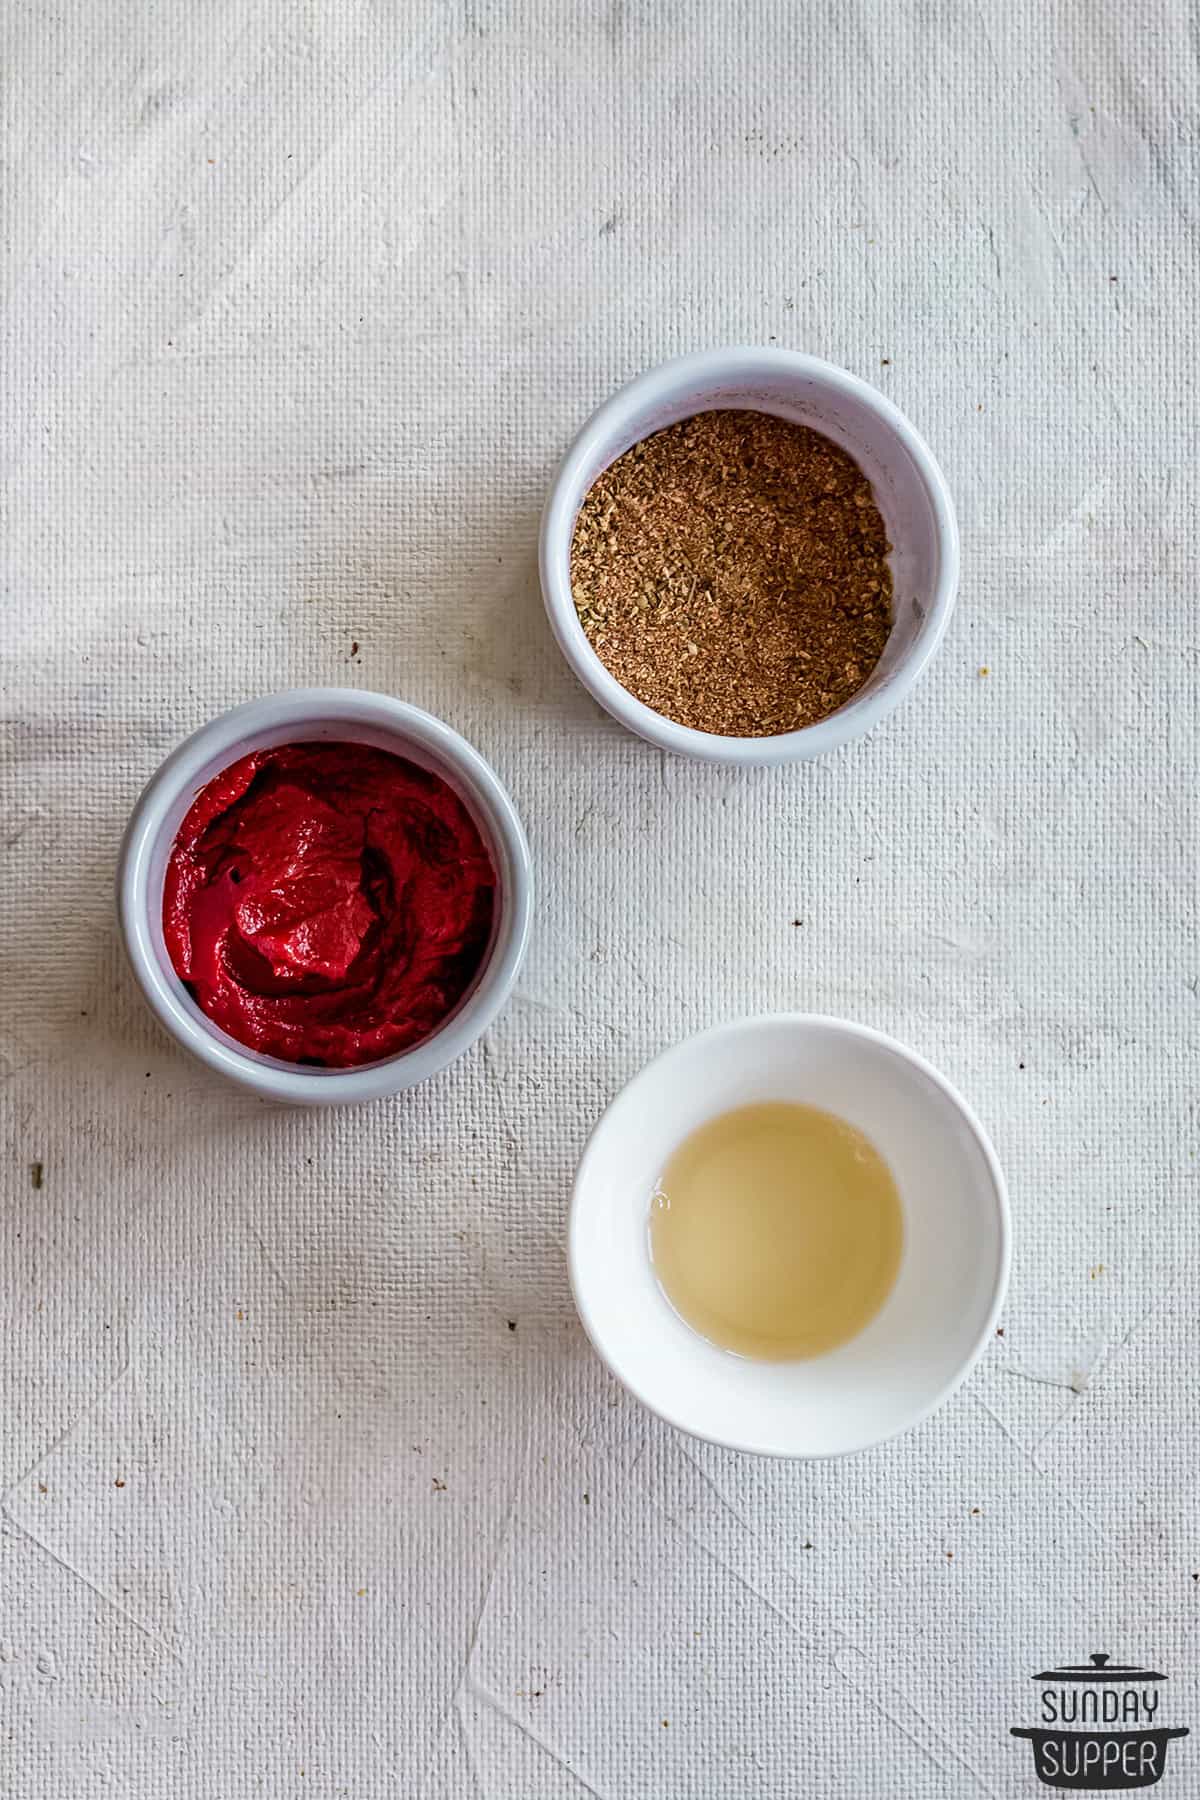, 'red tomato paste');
163,741,496,1067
